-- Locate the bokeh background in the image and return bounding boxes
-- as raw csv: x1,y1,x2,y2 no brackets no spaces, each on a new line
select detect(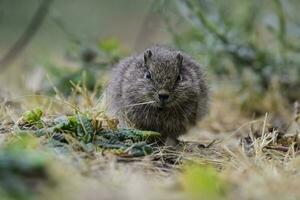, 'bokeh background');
1,1,300,199
1,0,299,113
0,0,167,91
